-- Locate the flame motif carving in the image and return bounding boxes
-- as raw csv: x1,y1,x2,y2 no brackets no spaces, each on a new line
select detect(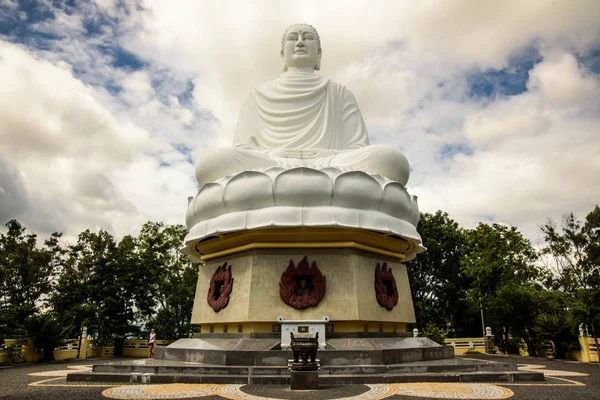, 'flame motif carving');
207,262,234,312
279,257,326,310
374,262,398,311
